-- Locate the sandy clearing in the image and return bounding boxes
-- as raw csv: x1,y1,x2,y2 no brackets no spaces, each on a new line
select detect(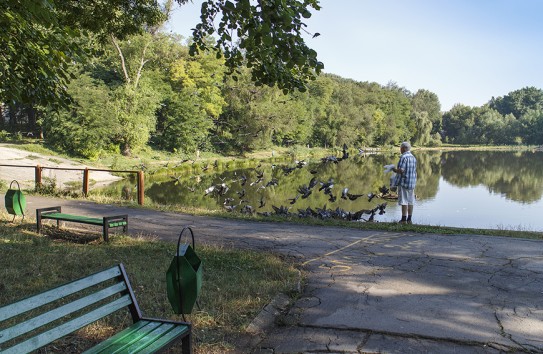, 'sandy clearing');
0,144,122,190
